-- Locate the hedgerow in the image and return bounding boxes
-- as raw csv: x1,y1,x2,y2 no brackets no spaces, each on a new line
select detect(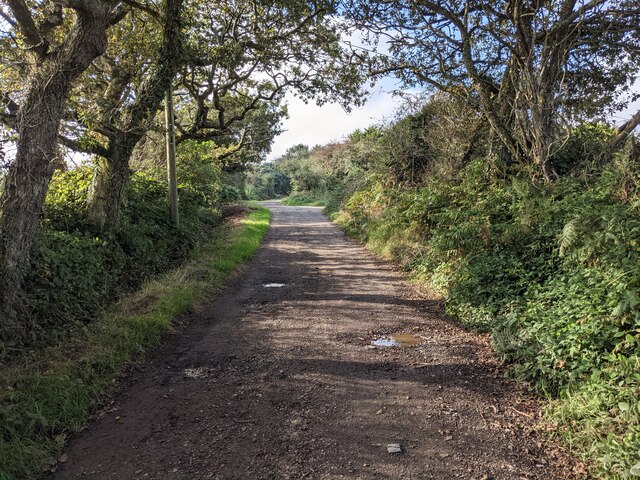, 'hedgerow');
331,158,640,478
263,98,640,478
11,142,232,351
